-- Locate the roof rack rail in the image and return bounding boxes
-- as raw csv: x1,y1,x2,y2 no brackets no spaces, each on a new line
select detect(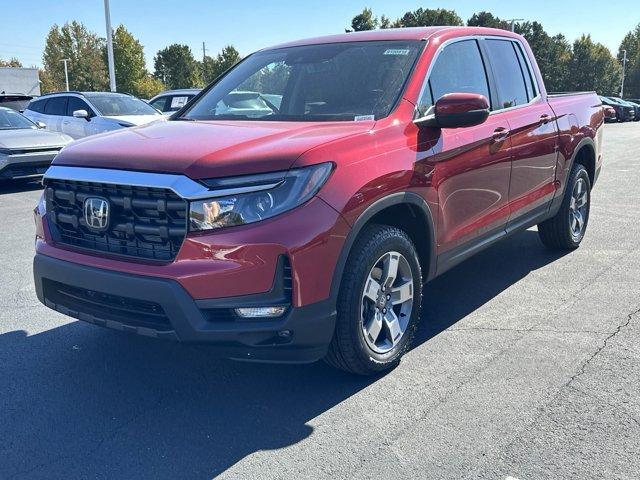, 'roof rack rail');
39,91,84,97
